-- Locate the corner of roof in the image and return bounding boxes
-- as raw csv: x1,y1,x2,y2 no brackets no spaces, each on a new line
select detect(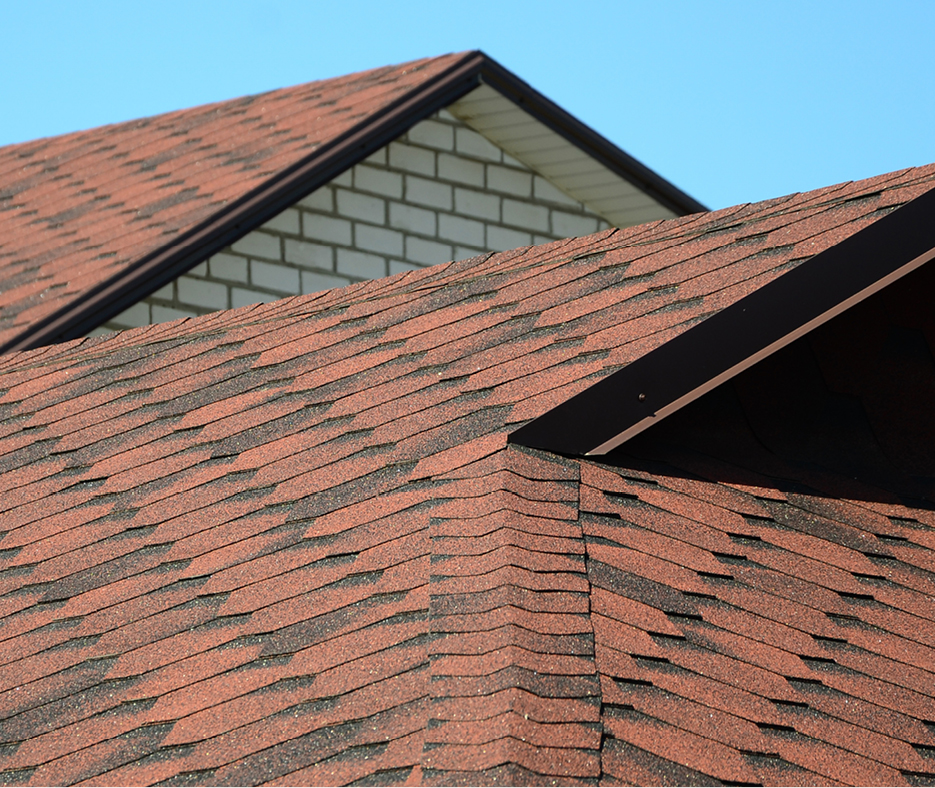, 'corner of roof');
472,56,708,218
